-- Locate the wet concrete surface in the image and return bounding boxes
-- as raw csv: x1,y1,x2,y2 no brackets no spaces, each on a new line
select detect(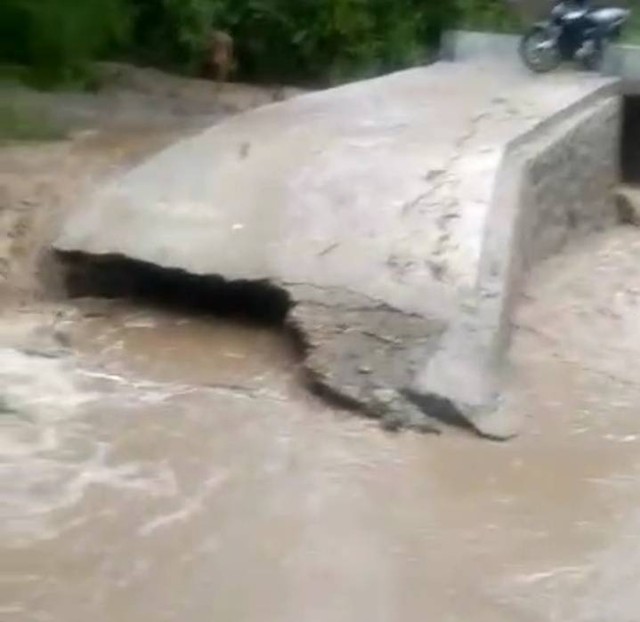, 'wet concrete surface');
3,225,640,621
